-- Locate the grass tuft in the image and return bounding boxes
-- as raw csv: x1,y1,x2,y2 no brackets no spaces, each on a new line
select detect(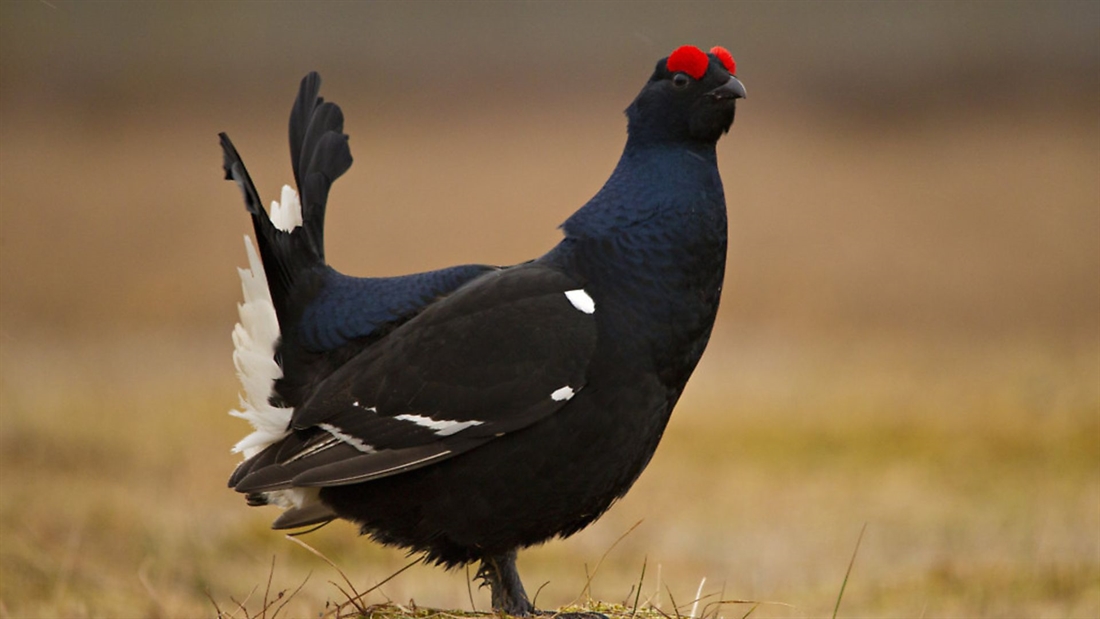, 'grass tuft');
575,520,643,605
831,523,867,619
